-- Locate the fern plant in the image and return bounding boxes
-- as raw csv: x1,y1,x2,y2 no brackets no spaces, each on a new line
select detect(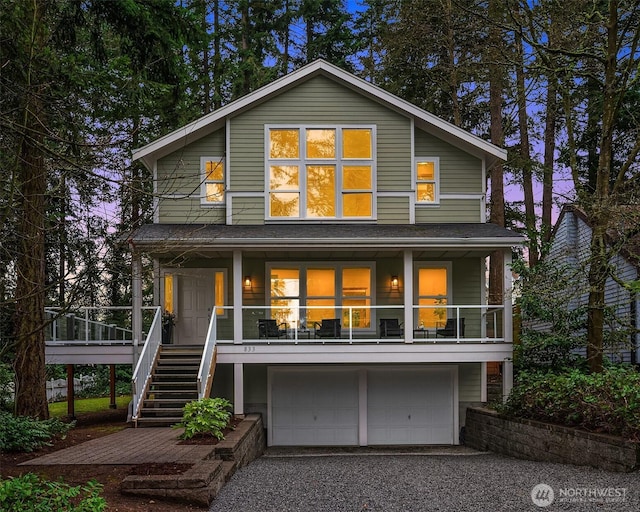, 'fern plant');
174,398,233,440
